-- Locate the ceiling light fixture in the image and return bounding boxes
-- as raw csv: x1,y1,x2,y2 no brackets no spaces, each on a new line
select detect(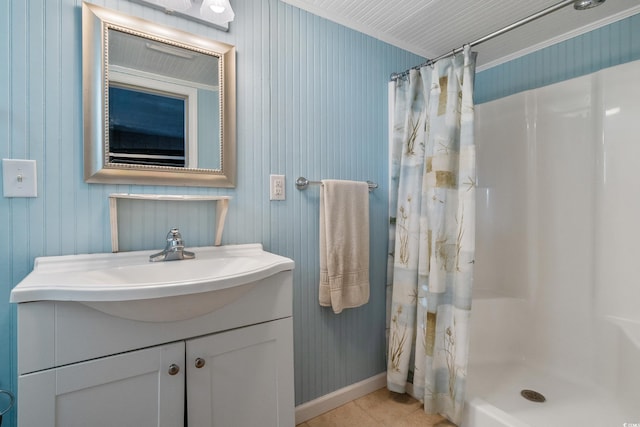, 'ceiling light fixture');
209,4,225,13
129,0,234,30
200,0,235,24
154,0,192,12
145,42,196,59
